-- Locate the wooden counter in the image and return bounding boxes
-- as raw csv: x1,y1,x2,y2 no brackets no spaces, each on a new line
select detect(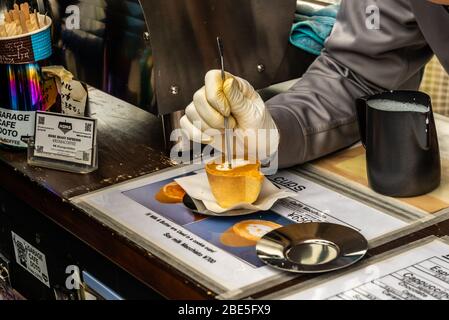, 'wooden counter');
1,88,449,299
